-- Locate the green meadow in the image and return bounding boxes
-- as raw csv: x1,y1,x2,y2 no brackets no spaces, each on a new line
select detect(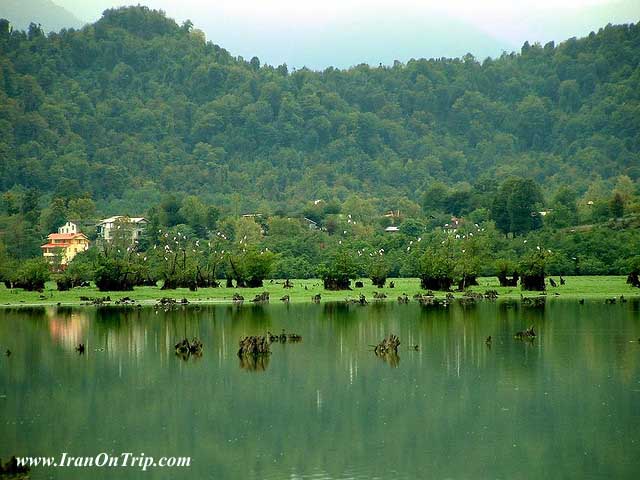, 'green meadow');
0,276,637,307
